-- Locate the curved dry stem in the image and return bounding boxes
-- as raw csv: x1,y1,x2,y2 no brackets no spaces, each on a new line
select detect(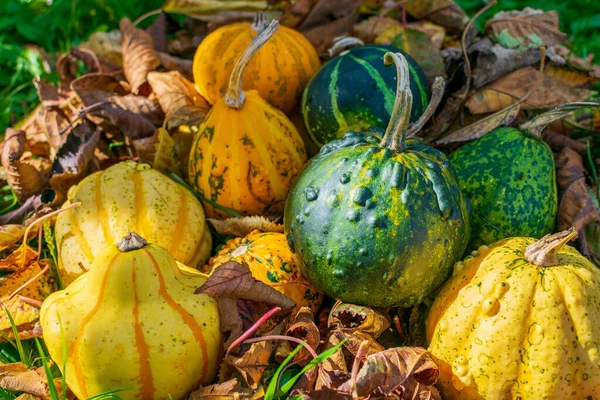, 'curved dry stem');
407,77,445,137
328,36,365,58
519,100,600,137
378,52,413,152
524,227,577,267
244,335,319,359
224,20,279,109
